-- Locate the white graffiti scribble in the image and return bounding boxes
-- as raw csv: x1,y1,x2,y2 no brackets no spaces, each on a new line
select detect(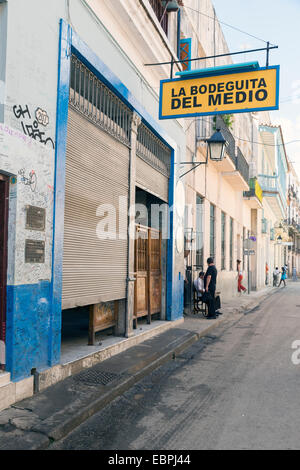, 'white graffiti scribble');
35,108,49,126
